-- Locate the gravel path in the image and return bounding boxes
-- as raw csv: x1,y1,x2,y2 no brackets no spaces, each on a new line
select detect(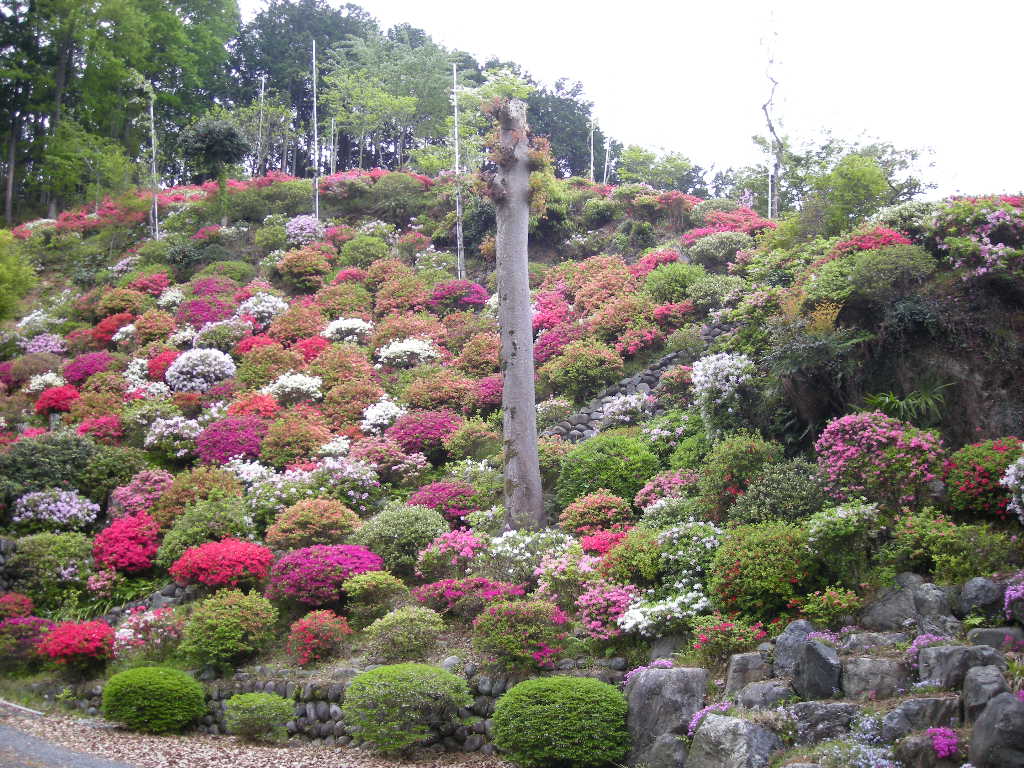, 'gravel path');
0,709,511,768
